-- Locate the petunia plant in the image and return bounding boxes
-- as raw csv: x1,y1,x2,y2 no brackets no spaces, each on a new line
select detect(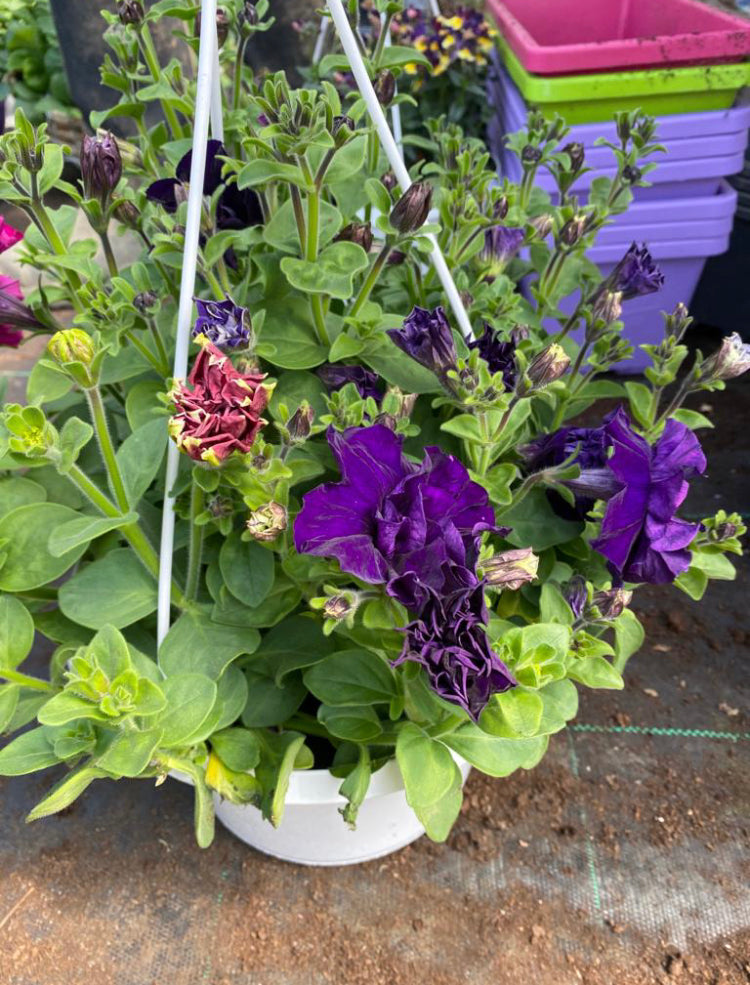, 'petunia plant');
0,0,746,847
